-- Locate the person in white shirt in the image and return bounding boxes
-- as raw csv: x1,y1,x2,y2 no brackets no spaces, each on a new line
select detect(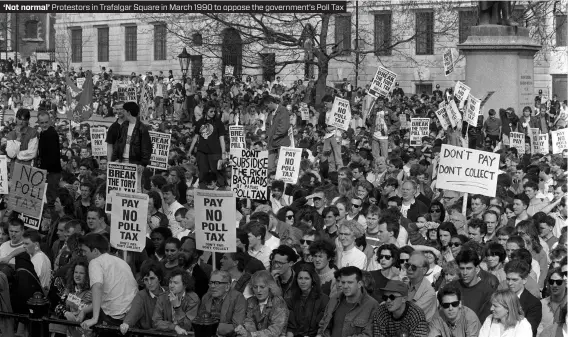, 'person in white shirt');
22,230,52,290
161,184,184,238
337,220,367,269
245,221,272,270
0,218,26,265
